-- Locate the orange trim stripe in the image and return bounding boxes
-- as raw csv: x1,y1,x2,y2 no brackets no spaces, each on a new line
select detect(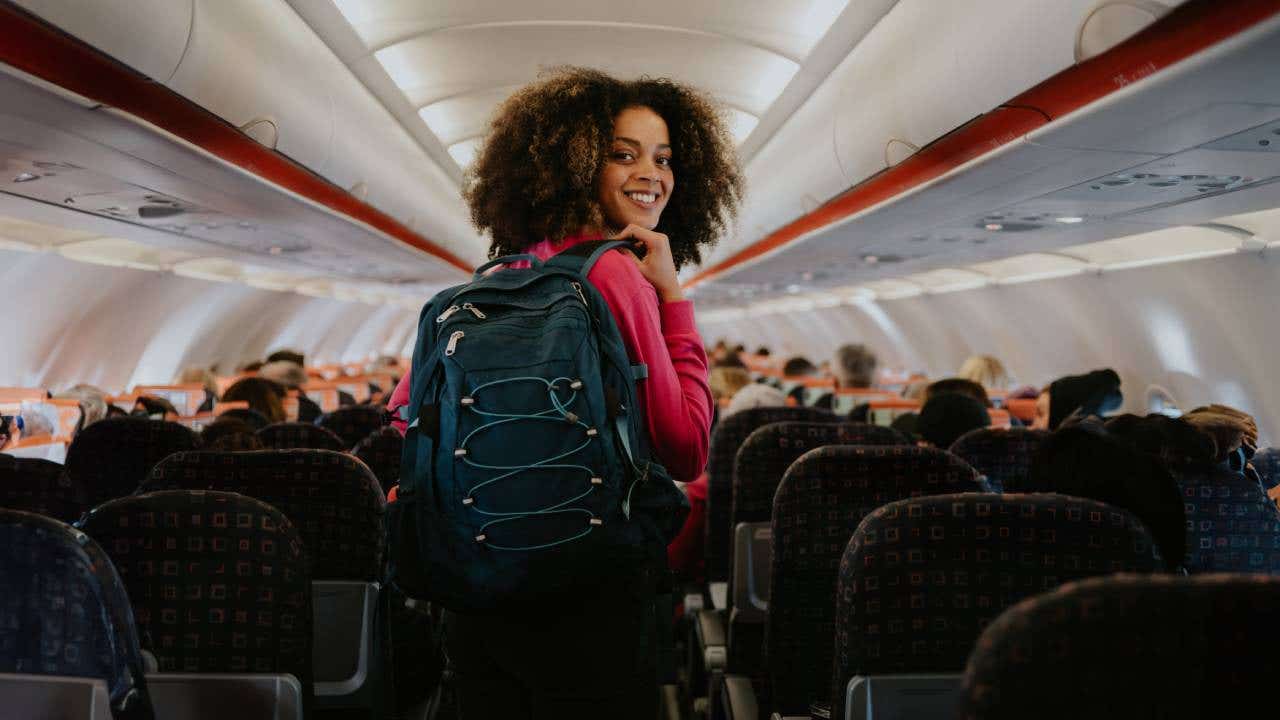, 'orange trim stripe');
686,0,1280,289
0,3,472,275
